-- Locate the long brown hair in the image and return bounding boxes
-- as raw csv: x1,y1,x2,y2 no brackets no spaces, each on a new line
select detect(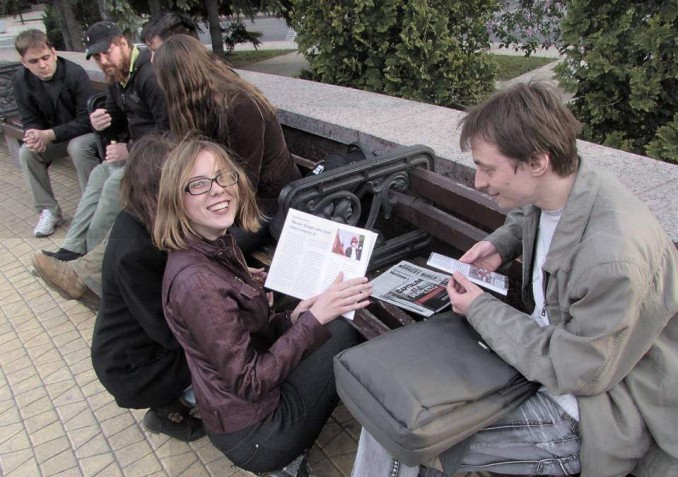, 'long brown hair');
119,134,175,231
153,34,276,144
153,138,262,251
